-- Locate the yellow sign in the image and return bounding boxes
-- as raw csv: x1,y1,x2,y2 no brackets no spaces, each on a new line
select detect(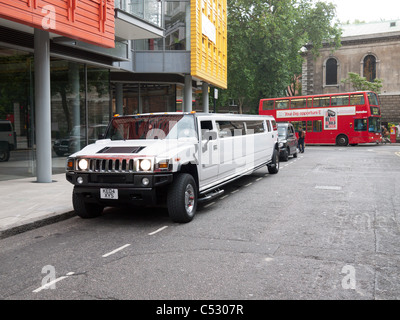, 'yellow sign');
191,0,227,89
